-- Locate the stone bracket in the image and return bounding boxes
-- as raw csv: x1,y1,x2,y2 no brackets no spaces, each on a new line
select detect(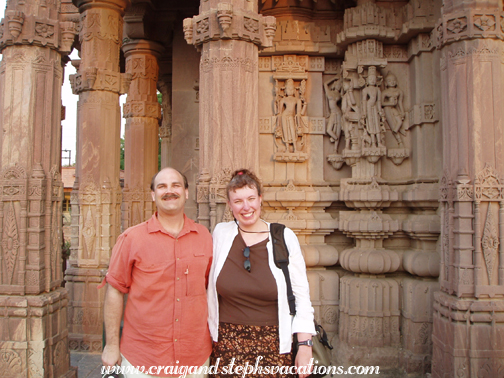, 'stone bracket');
409,103,437,128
